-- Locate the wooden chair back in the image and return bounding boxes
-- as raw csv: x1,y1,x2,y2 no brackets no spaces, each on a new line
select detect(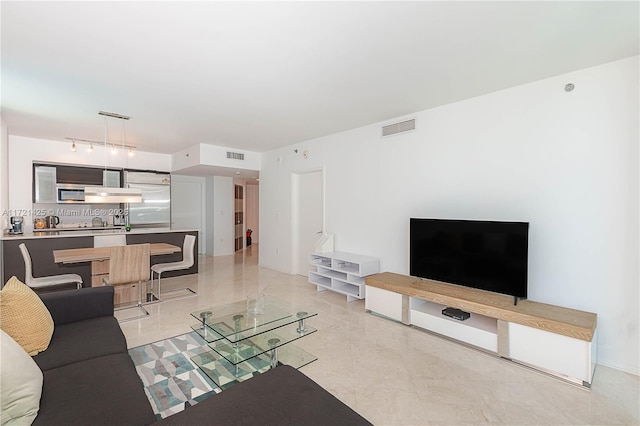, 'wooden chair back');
108,244,150,285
